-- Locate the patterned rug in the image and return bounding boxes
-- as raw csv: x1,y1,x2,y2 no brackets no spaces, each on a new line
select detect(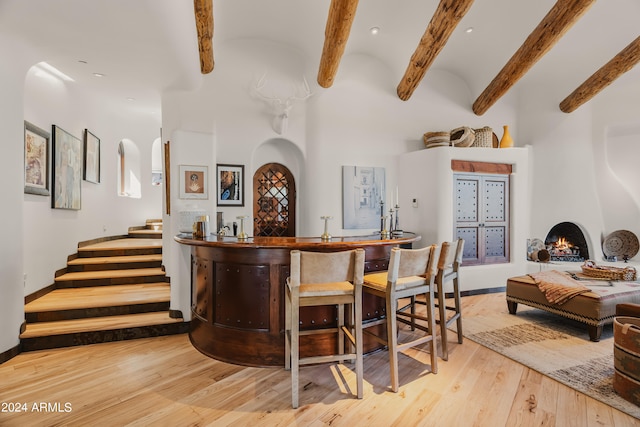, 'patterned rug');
461,304,640,419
